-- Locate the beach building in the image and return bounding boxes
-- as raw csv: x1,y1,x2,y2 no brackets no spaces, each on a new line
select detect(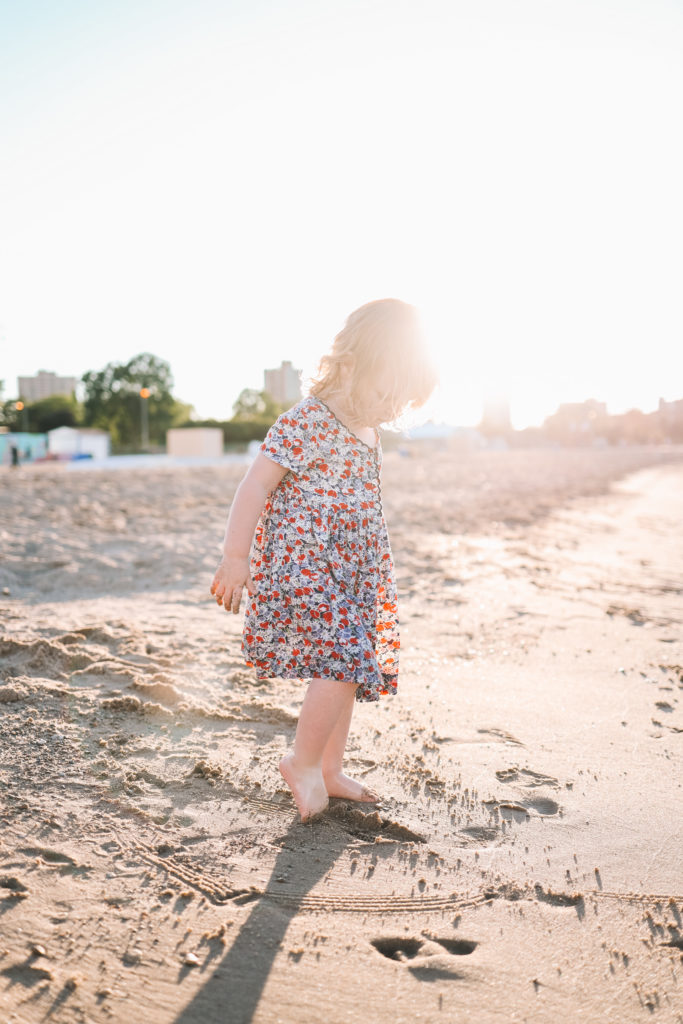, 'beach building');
264,360,301,405
167,428,223,457
18,370,78,403
544,399,607,441
658,397,683,430
0,432,48,465
47,426,110,459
